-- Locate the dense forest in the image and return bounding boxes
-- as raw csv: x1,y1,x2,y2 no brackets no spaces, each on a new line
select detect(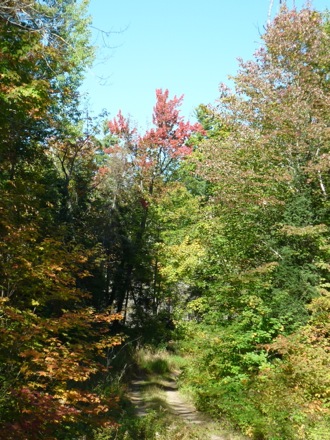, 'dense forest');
0,1,330,439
